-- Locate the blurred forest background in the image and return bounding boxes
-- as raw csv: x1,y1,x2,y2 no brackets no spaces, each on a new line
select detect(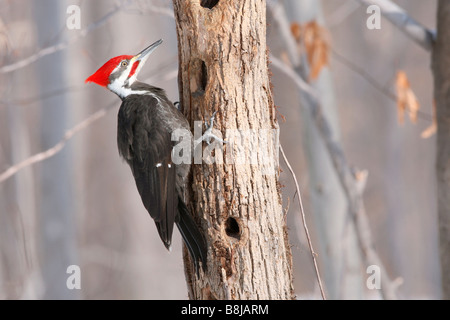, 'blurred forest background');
0,0,441,299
